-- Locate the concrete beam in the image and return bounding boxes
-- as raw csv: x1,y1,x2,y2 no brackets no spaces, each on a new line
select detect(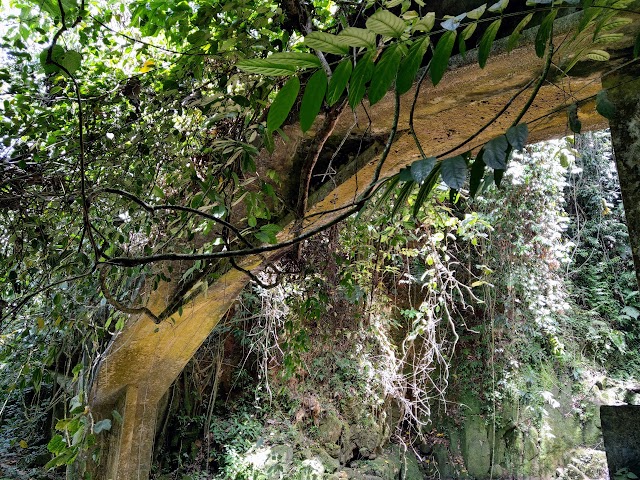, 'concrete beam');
88,22,638,478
